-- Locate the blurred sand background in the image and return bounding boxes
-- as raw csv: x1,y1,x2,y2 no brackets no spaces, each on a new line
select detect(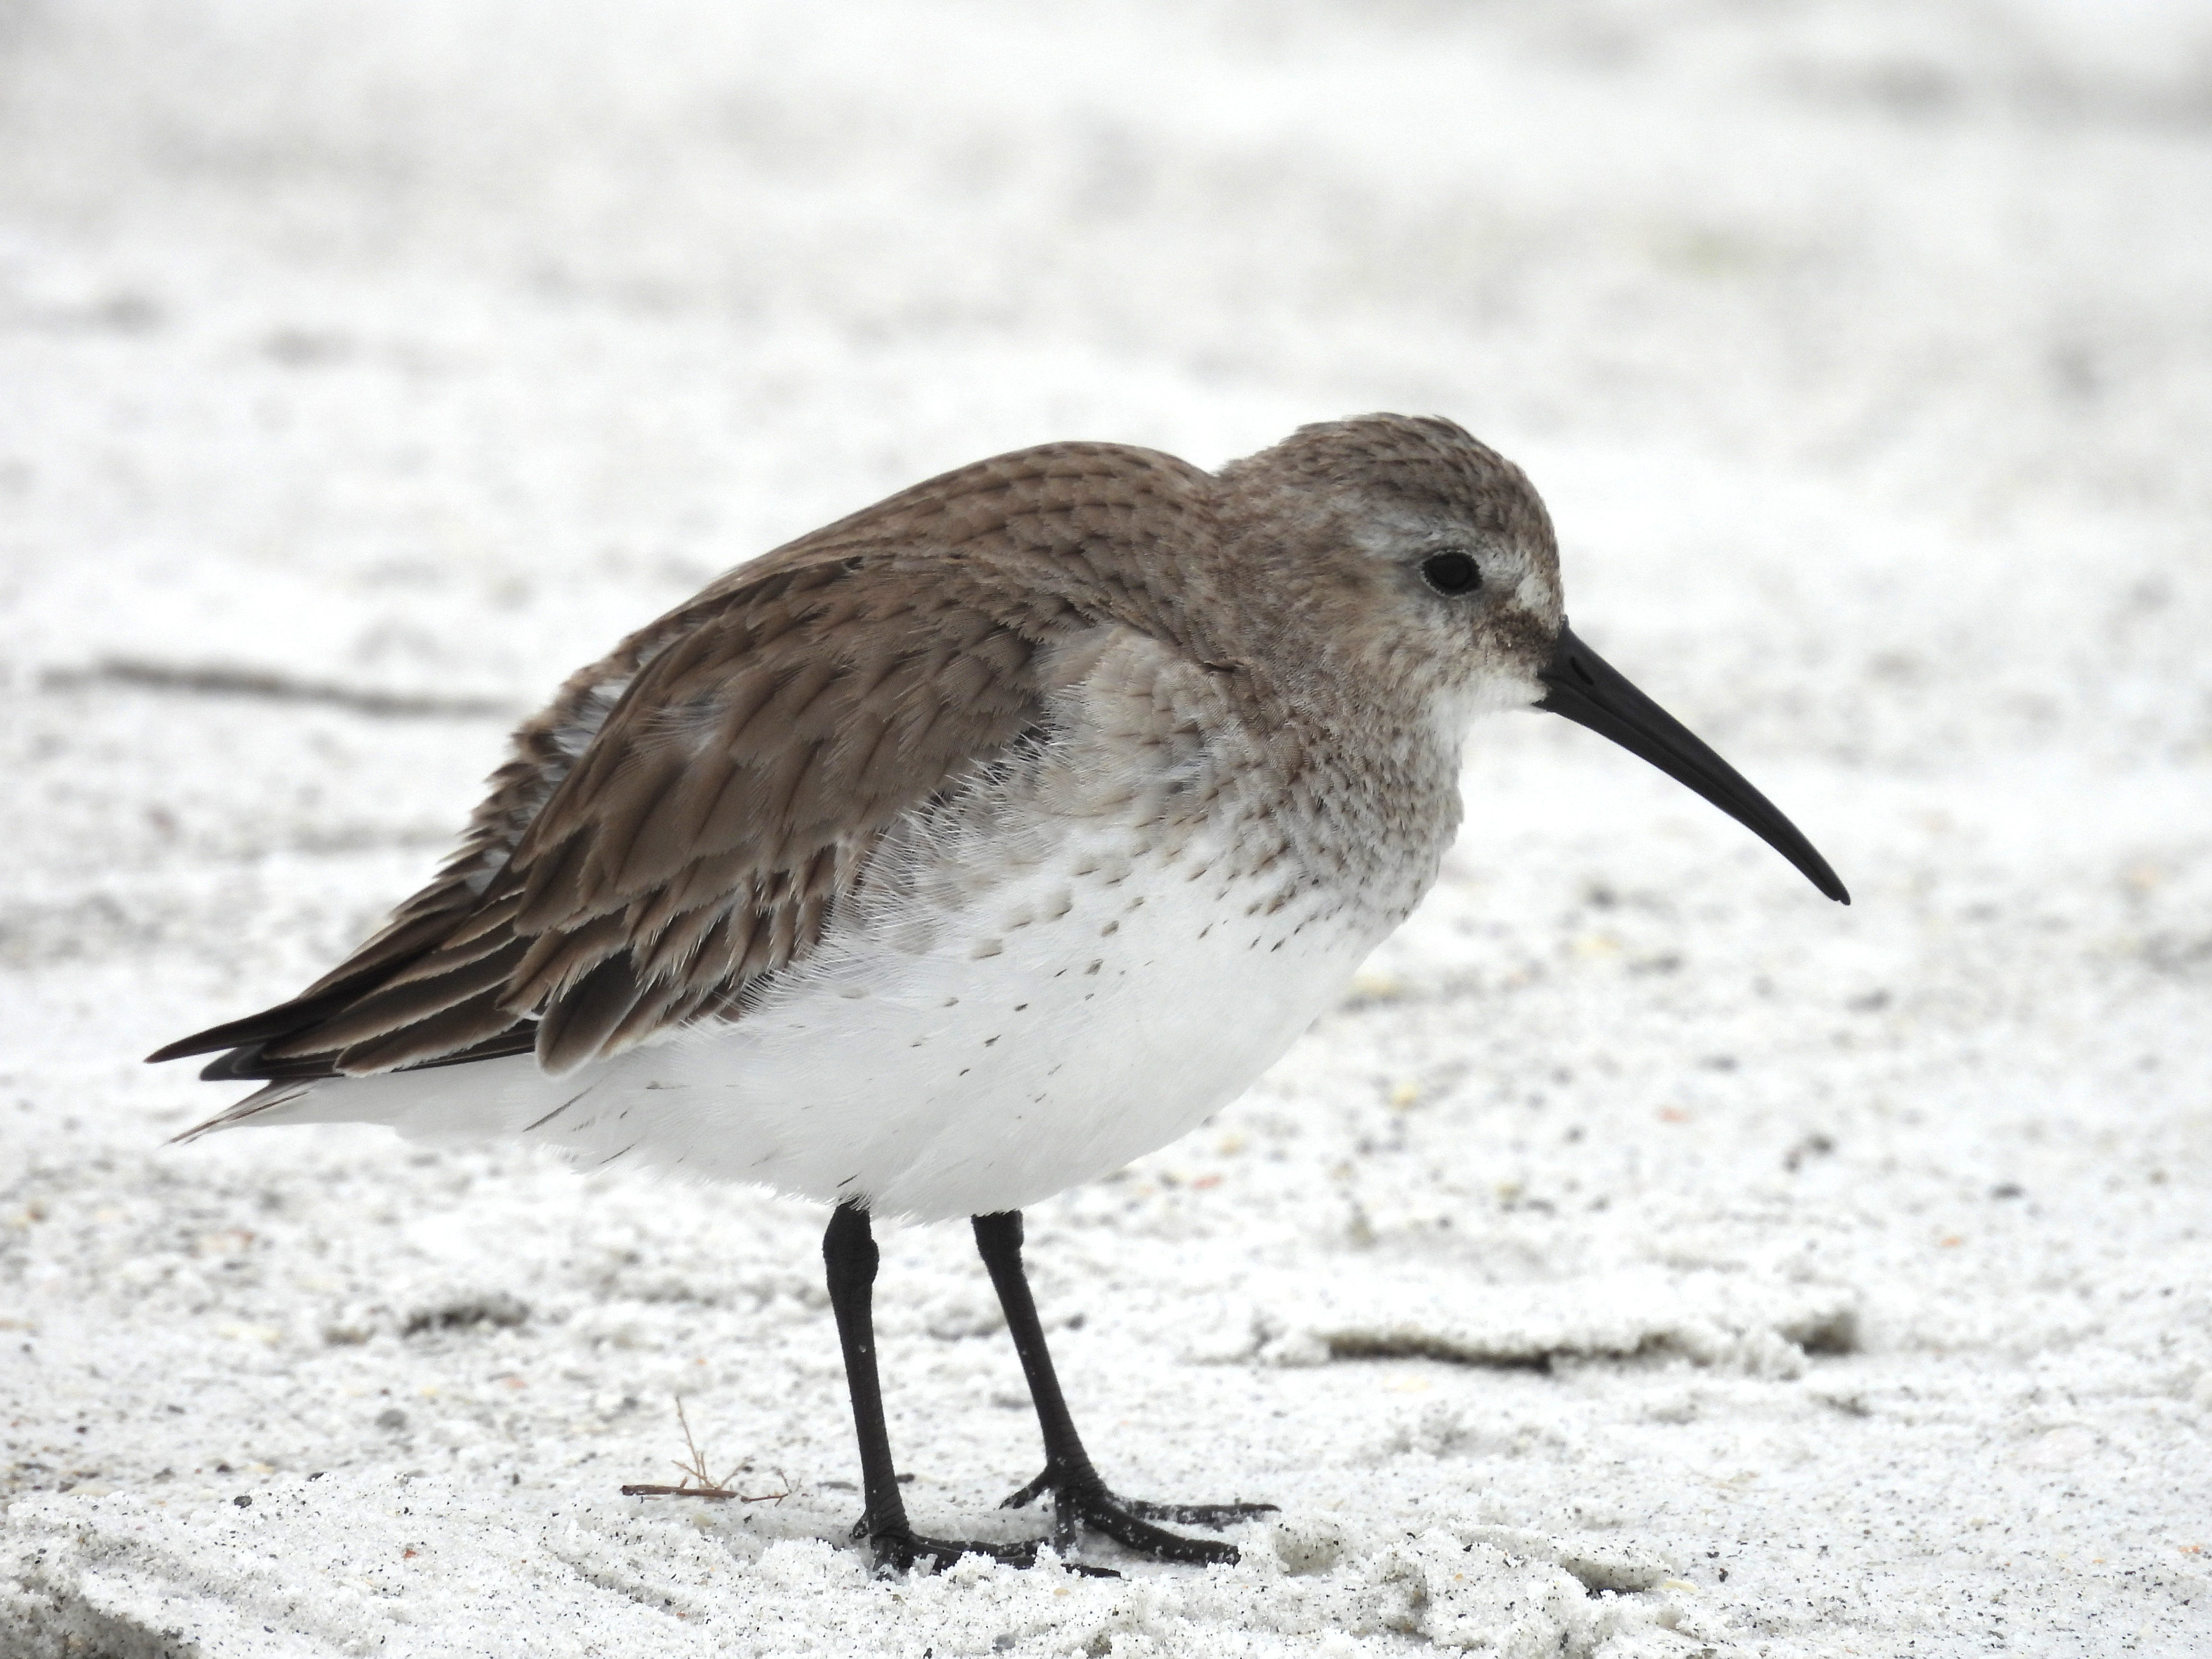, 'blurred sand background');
3,1,2211,1653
